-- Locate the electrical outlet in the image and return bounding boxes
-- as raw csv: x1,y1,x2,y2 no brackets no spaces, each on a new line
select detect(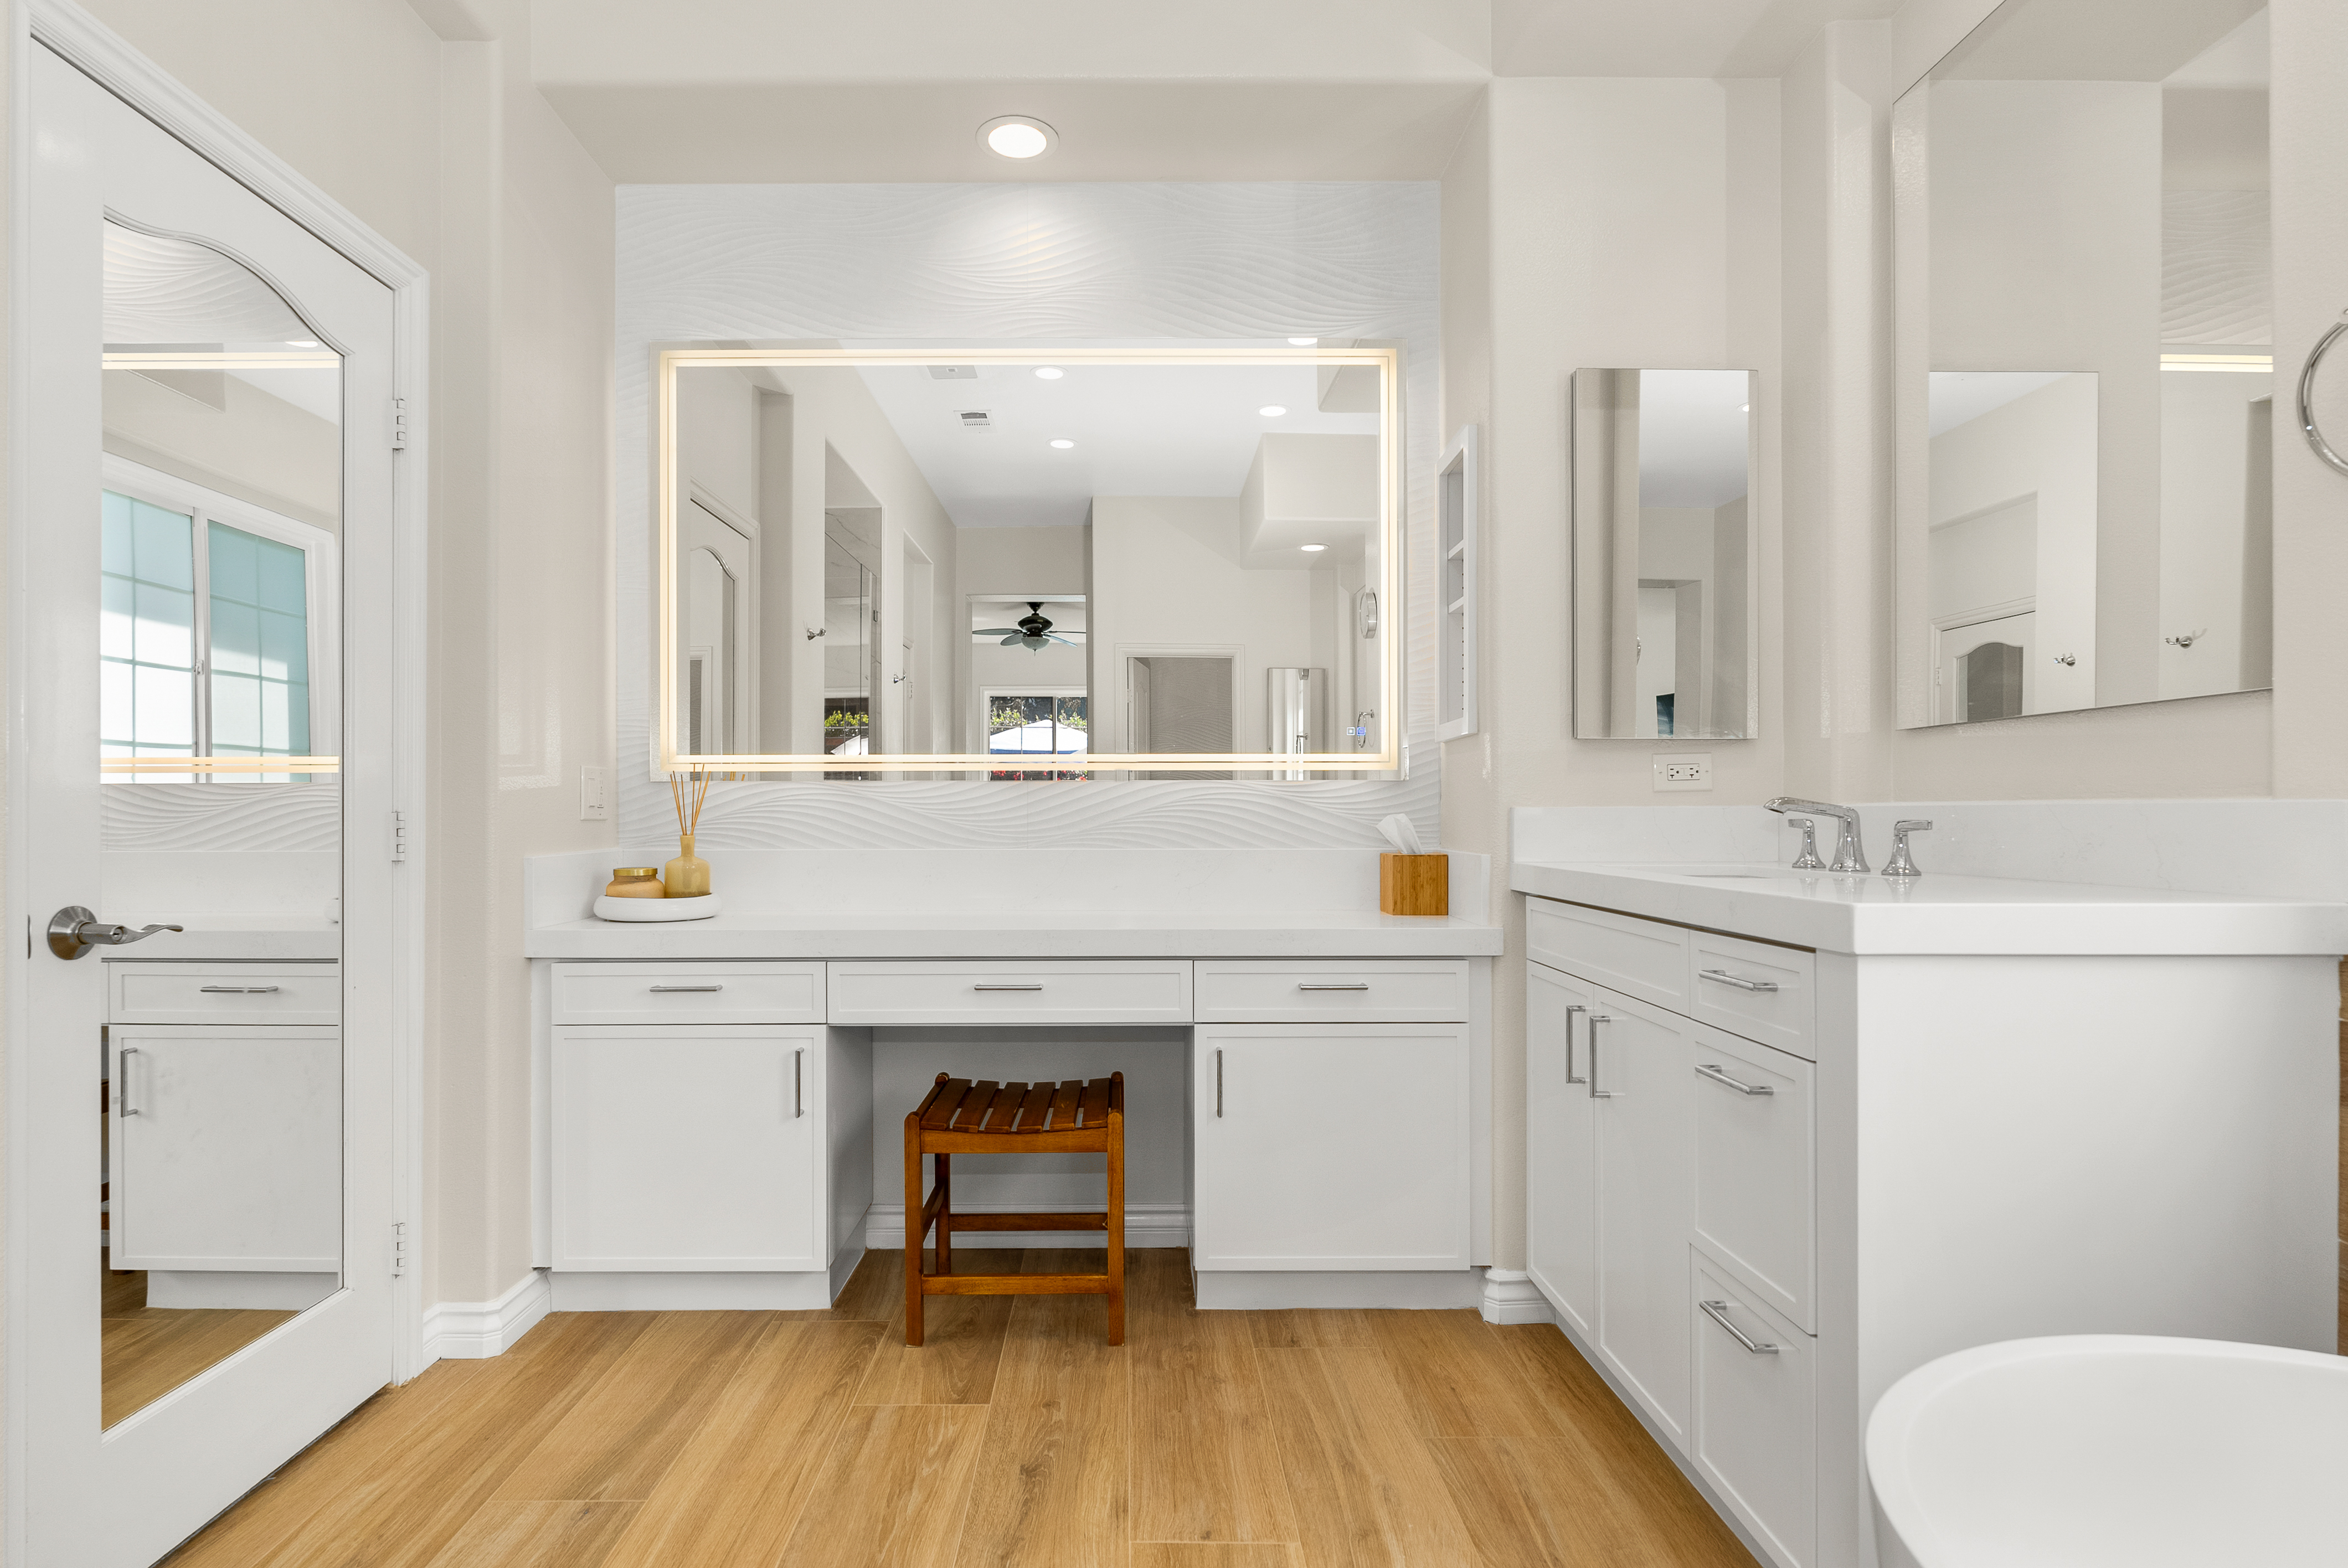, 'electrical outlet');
1652,752,1712,792
580,765,609,821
